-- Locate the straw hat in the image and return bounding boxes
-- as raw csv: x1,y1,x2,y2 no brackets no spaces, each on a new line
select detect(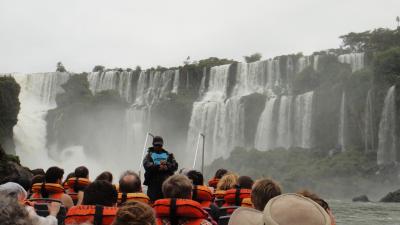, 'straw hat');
263,193,331,225
228,207,263,225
